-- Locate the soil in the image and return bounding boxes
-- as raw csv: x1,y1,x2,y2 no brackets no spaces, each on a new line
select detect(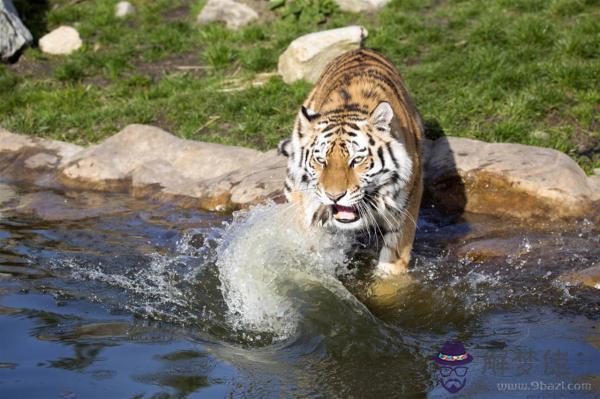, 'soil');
6,52,55,79
133,51,207,81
